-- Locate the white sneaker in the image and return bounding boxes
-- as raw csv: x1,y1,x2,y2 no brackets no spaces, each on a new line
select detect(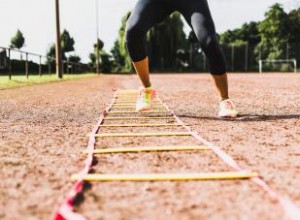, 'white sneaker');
218,99,239,118
135,87,157,112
